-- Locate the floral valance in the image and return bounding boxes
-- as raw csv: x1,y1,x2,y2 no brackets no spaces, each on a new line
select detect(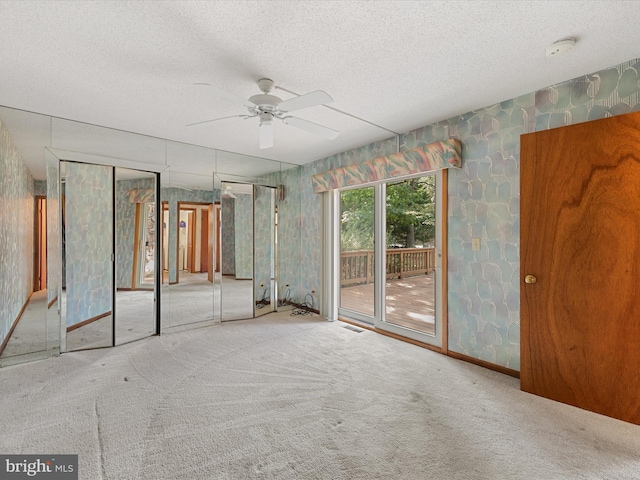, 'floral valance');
311,138,461,193
127,188,154,203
